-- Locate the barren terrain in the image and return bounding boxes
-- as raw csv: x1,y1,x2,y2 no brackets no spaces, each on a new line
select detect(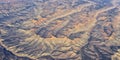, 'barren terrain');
0,0,120,60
